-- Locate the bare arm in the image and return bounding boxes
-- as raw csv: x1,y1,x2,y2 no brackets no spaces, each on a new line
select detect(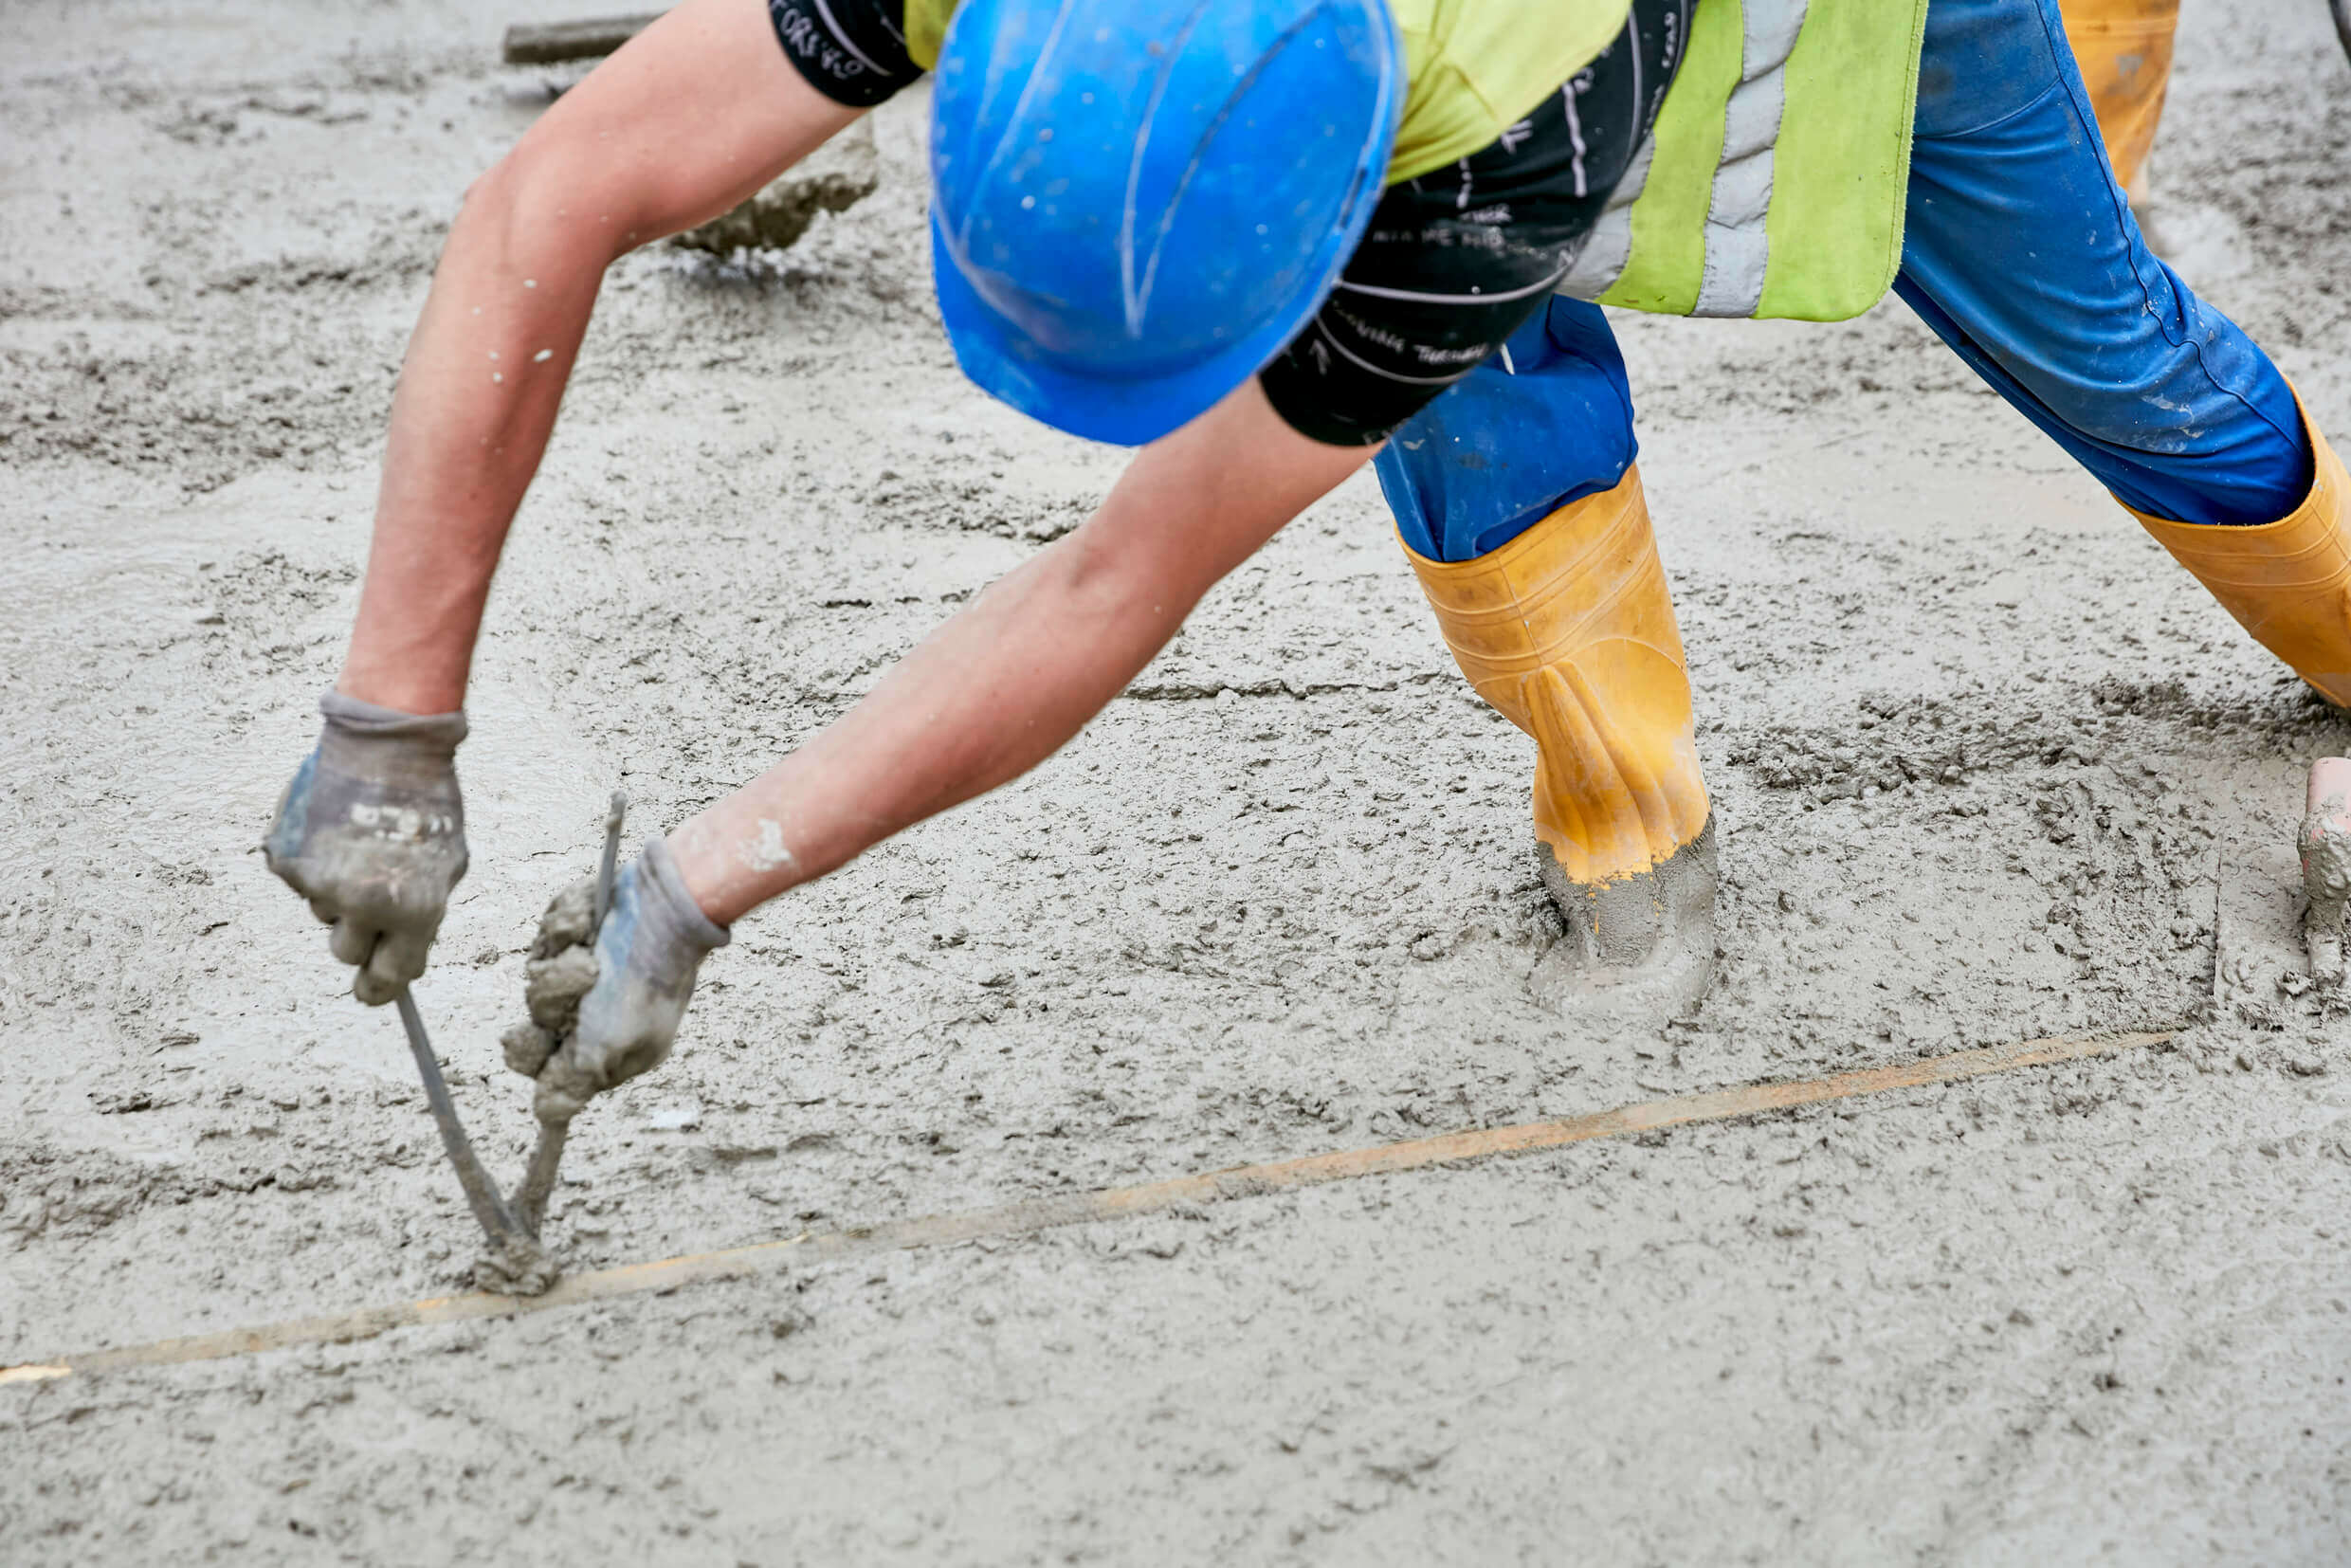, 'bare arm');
338,0,858,713
667,381,1376,925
